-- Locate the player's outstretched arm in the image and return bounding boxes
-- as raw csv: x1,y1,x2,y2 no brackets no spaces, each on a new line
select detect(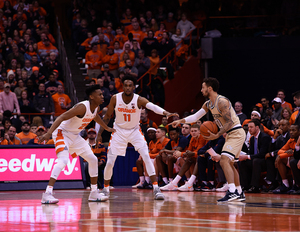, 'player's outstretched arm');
94,114,115,133
171,102,209,127
138,97,178,118
38,104,86,143
97,95,116,143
